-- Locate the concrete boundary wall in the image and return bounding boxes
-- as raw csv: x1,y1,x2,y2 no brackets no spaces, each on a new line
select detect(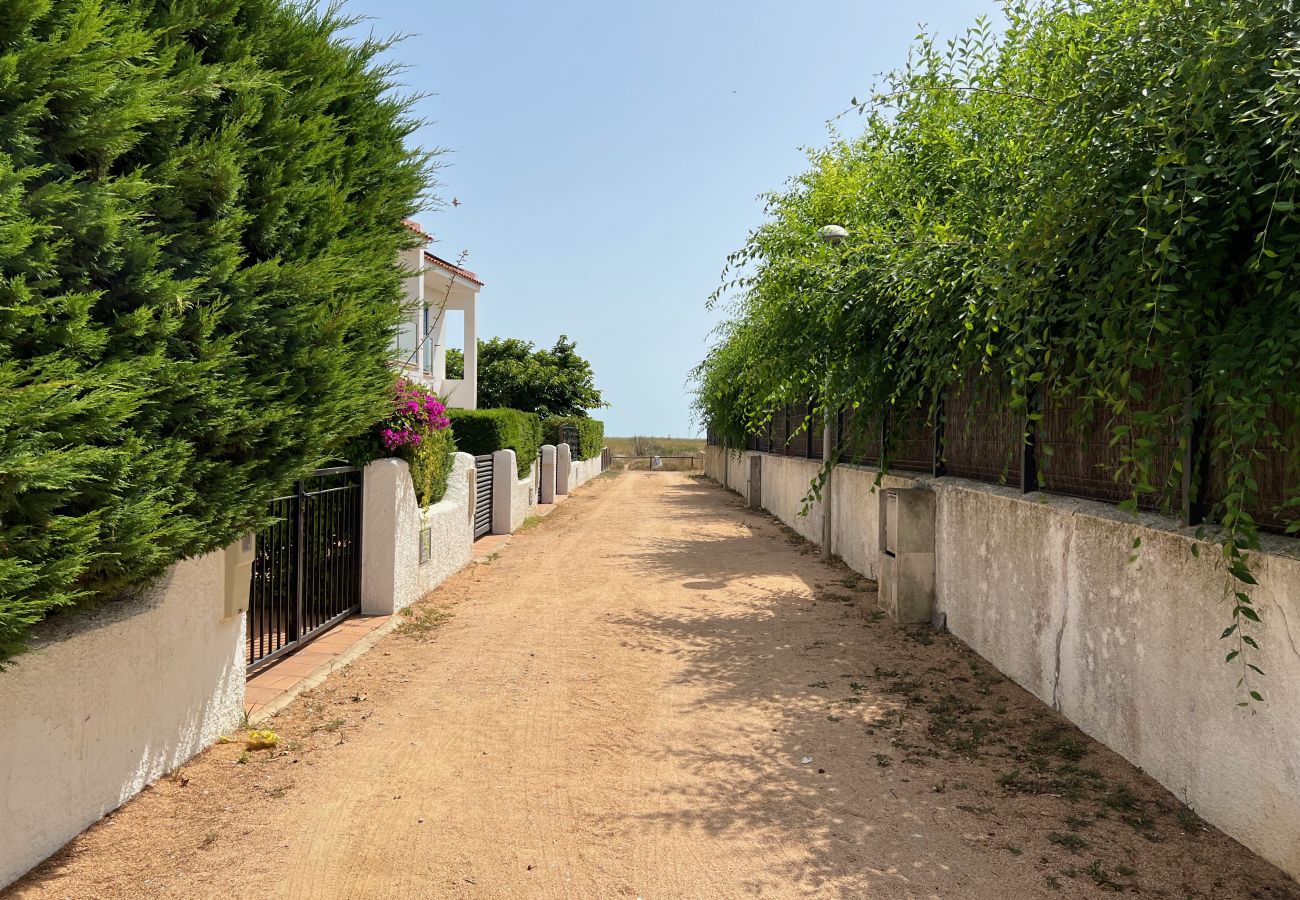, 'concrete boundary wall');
704,445,1300,879
0,552,246,888
509,453,537,531
362,453,476,615
568,452,604,491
